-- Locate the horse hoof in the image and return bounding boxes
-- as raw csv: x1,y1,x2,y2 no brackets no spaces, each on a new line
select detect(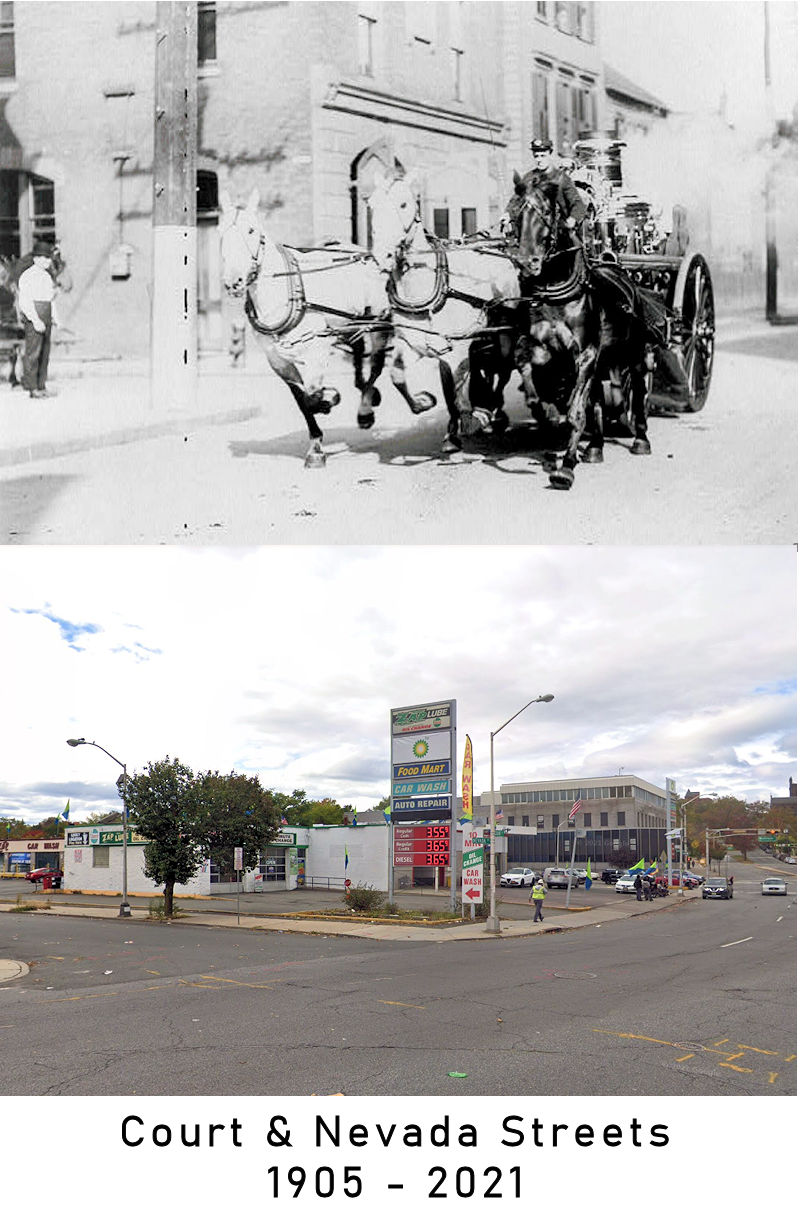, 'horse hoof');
549,467,575,490
491,411,509,435
409,392,436,415
363,386,381,410
631,438,652,455
304,445,327,469
583,446,604,464
357,411,375,430
441,435,462,455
